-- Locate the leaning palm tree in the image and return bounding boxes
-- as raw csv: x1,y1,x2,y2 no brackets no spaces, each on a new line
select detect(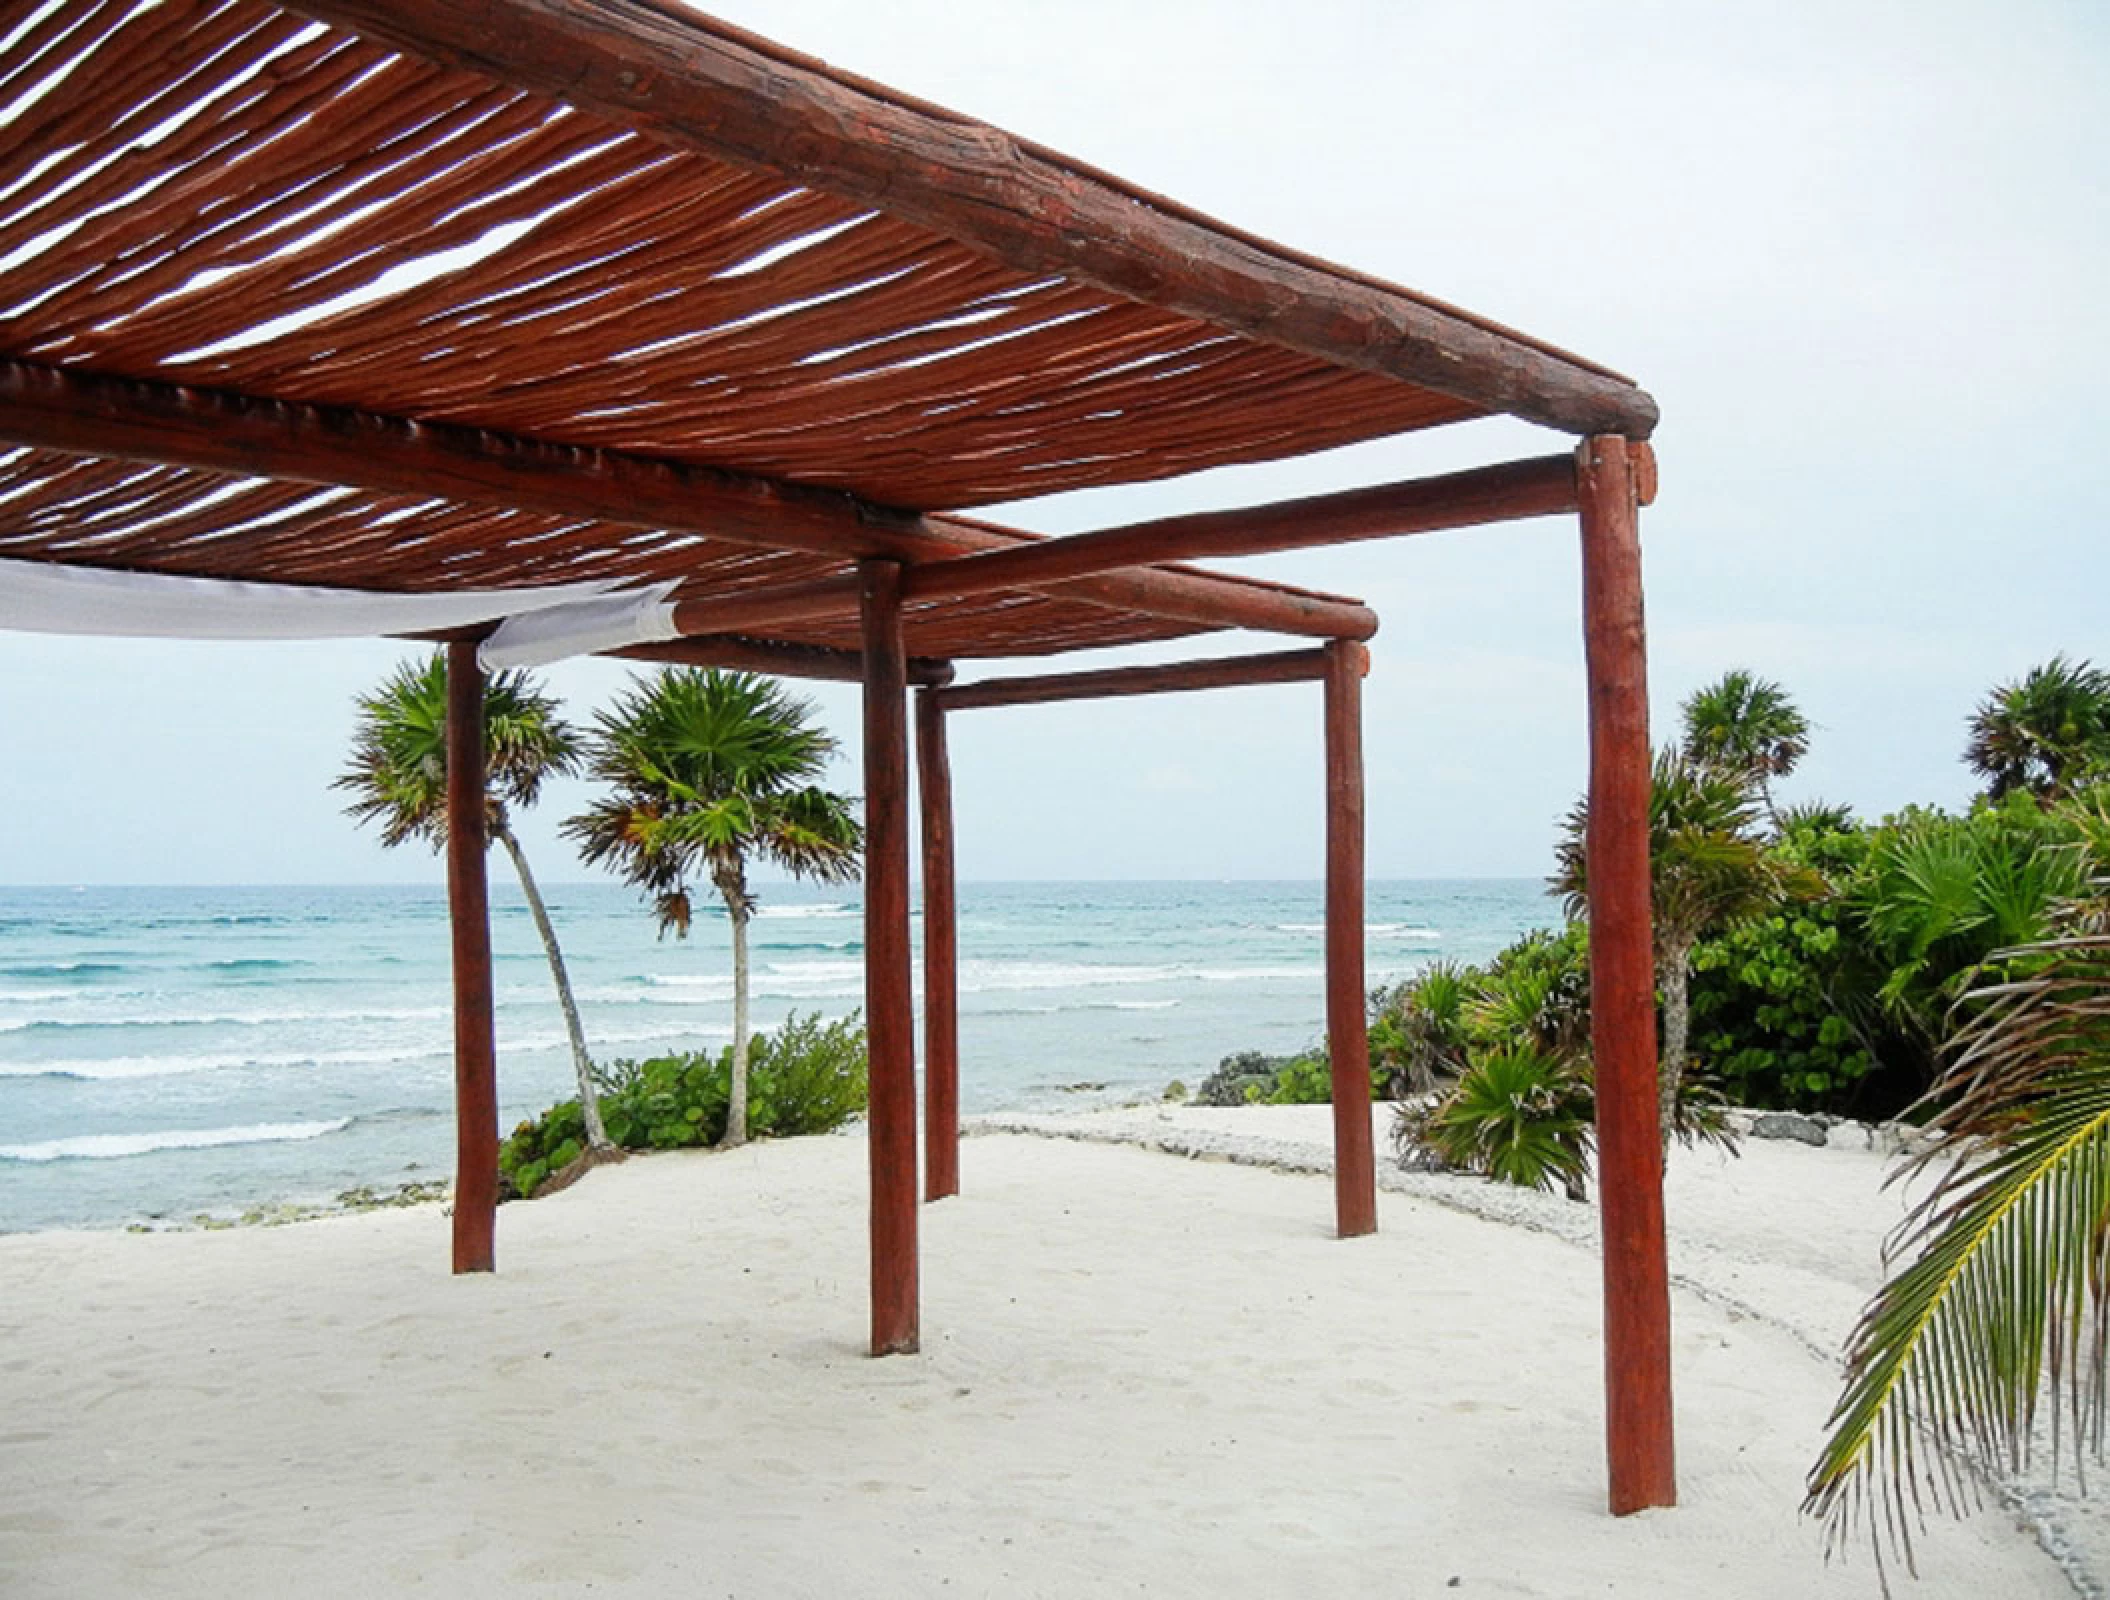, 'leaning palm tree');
338,653,613,1154
1806,898,2110,1578
1554,745,1809,1145
1965,654,2110,804
566,669,863,1148
1681,668,1810,827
